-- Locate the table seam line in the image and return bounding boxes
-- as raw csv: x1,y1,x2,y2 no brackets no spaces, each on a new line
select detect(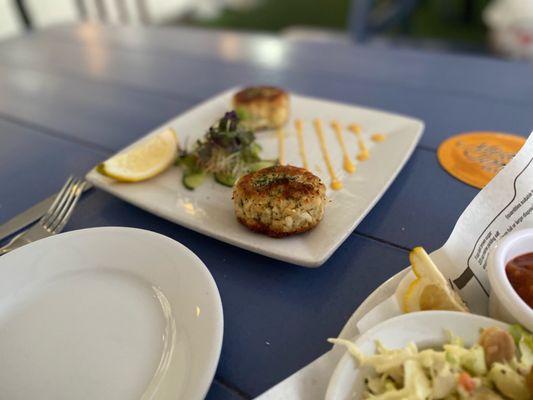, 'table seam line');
214,376,252,400
0,111,114,155
352,231,412,252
